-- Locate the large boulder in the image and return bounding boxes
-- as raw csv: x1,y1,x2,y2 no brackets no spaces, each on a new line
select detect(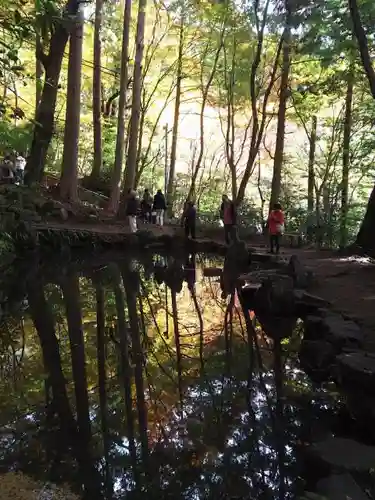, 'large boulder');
337,352,375,395
316,473,368,500
299,339,336,382
287,254,313,289
304,313,363,349
312,436,375,472
254,274,295,315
